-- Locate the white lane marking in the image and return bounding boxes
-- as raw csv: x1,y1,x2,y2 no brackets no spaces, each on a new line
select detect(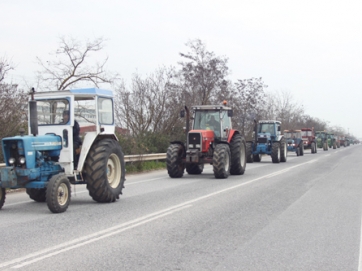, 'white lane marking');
0,204,192,269
1,159,316,269
12,204,192,269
